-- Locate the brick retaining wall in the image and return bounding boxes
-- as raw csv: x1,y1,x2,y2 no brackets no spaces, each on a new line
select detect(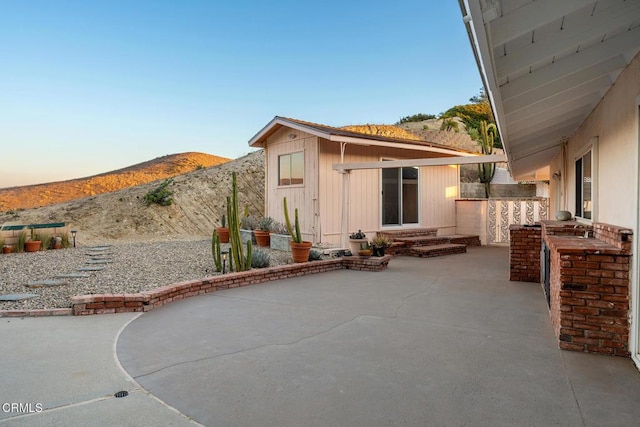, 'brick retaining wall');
0,256,392,317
